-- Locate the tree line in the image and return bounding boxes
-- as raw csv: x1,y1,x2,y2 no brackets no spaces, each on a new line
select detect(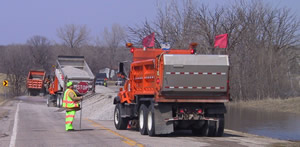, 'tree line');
0,0,299,100
0,24,131,96
128,0,300,100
